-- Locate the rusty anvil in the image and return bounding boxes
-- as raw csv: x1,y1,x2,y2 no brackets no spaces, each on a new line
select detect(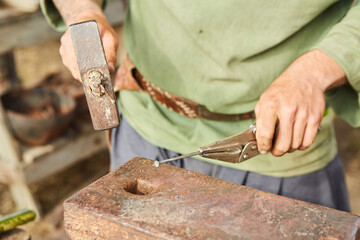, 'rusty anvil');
64,158,360,240
69,20,120,131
